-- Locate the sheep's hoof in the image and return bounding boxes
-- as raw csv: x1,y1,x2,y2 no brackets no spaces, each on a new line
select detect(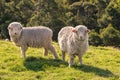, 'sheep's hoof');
62,59,65,62
78,62,84,66
21,55,26,58
69,64,73,68
21,57,26,59
55,56,59,59
44,53,48,56
80,62,83,65
54,54,59,59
